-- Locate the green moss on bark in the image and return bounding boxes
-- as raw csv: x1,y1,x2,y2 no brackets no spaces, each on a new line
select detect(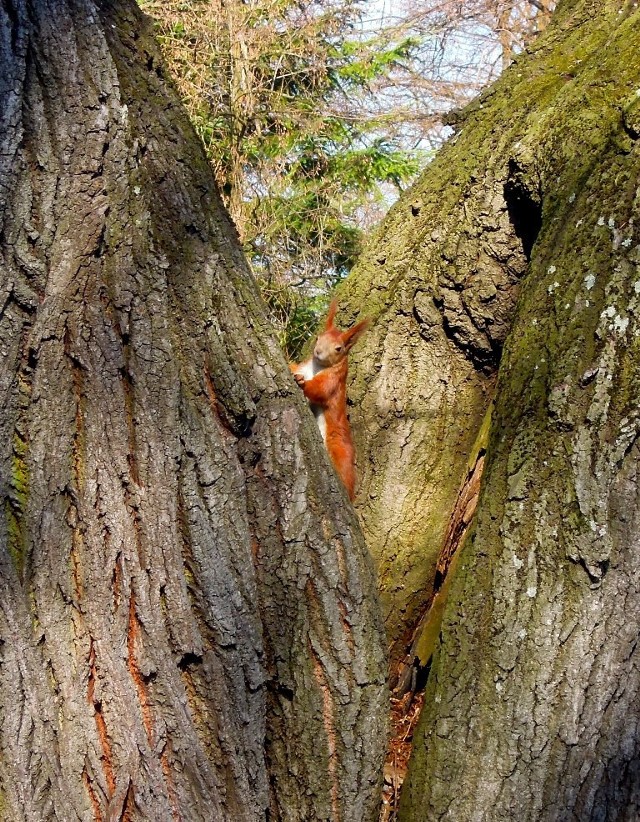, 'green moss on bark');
398,2,640,818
